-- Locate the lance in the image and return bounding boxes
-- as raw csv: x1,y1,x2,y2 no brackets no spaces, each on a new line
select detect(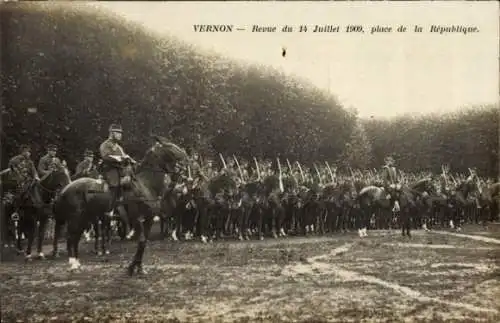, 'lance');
313,163,323,185
286,159,293,173
187,164,193,181
296,161,305,182
441,165,449,188
277,158,284,193
287,158,298,184
325,161,335,183
233,155,244,182
348,166,355,179
253,157,261,181
449,173,458,186
219,153,227,169
0,168,11,176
